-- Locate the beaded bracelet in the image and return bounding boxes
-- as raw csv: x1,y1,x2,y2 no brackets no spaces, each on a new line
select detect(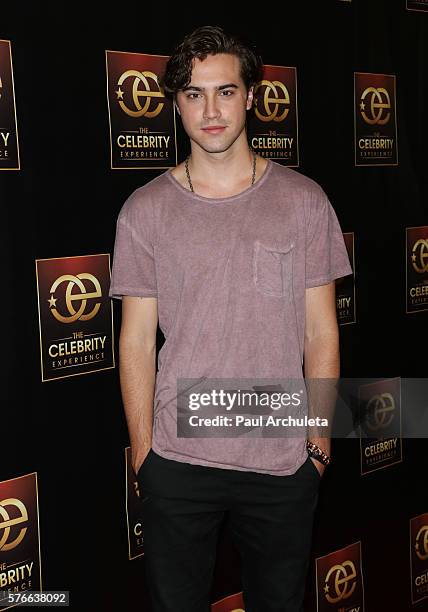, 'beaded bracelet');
306,440,332,466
